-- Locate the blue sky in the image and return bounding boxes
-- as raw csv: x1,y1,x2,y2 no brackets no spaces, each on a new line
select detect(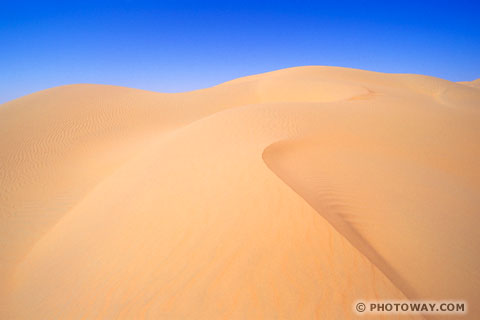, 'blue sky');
1,0,479,103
